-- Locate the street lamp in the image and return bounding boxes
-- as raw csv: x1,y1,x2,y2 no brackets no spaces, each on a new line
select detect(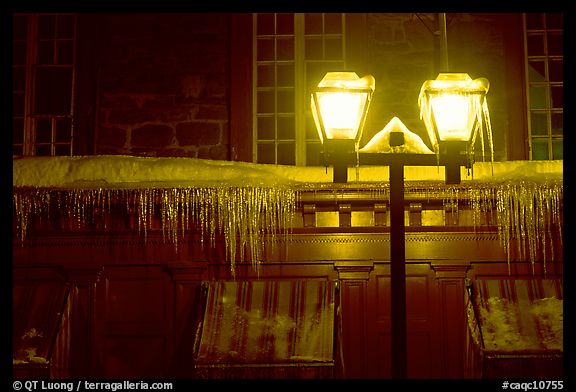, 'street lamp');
311,71,376,183
311,71,491,378
419,73,491,184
